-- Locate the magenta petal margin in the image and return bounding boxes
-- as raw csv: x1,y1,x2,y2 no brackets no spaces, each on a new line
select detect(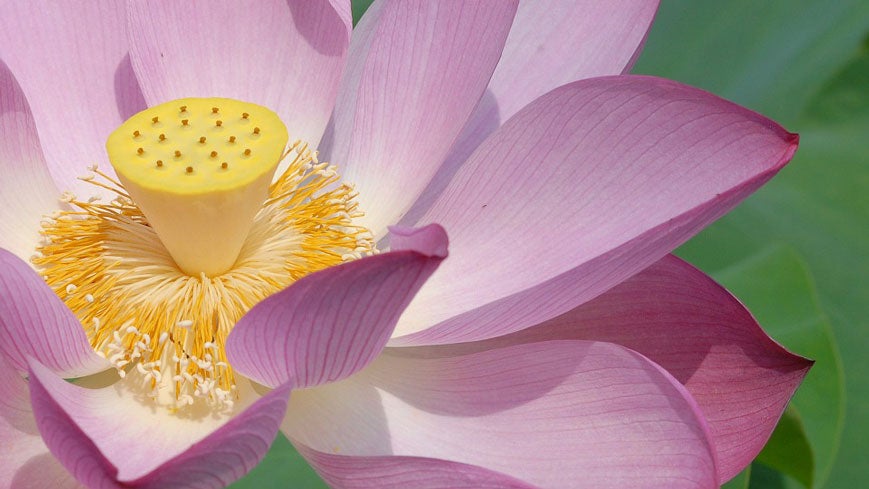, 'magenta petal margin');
296,445,538,489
